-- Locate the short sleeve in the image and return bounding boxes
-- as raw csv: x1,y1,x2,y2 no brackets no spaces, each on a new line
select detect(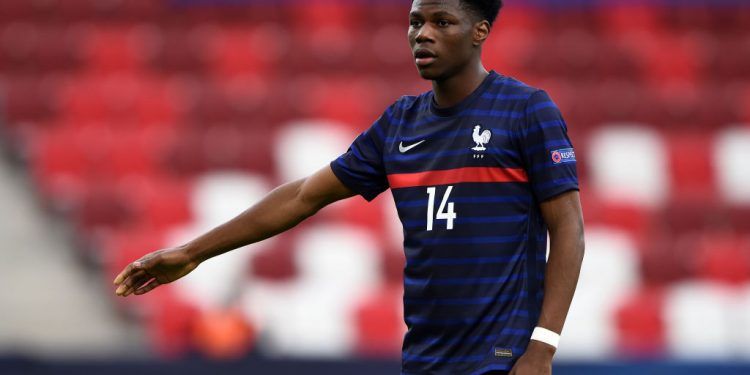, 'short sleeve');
518,90,579,202
330,108,391,201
